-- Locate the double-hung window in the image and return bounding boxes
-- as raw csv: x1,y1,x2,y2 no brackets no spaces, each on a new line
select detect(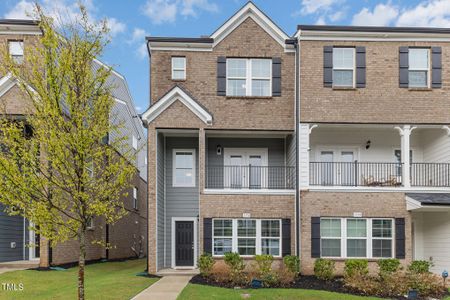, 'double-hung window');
133,187,138,210
212,219,282,257
320,218,393,258
9,40,24,64
173,149,195,187
332,48,355,87
226,58,271,97
408,48,429,88
171,57,186,80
